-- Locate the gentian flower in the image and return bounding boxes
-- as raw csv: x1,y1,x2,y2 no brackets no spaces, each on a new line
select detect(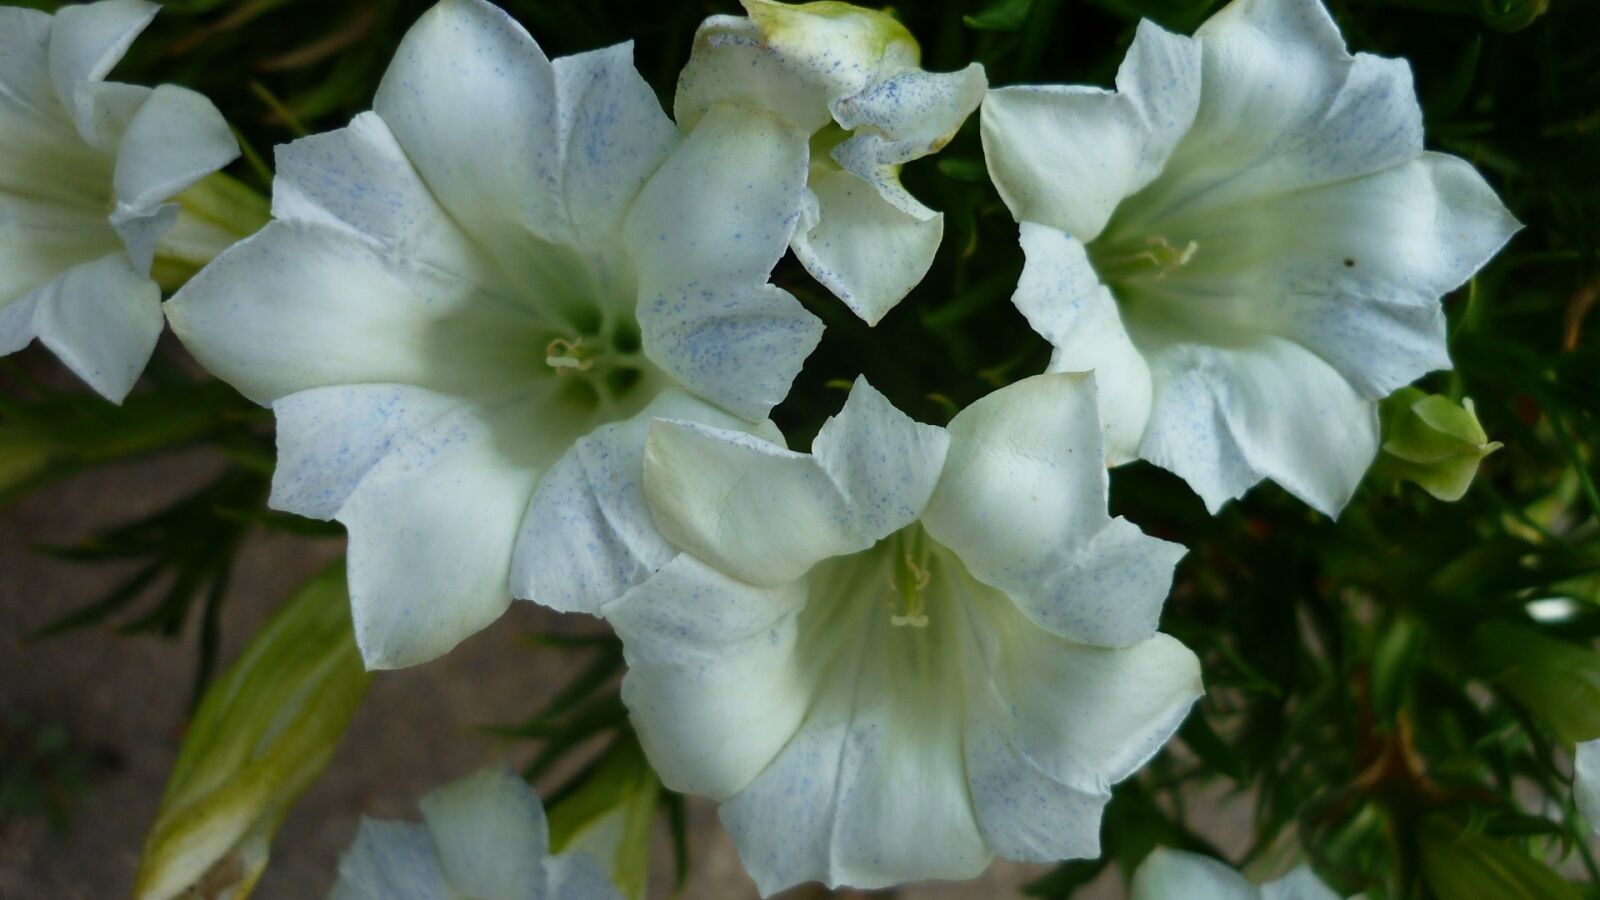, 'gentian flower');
330,768,621,900
168,0,822,668
0,0,237,401
677,0,987,323
607,374,1201,893
981,0,1519,516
